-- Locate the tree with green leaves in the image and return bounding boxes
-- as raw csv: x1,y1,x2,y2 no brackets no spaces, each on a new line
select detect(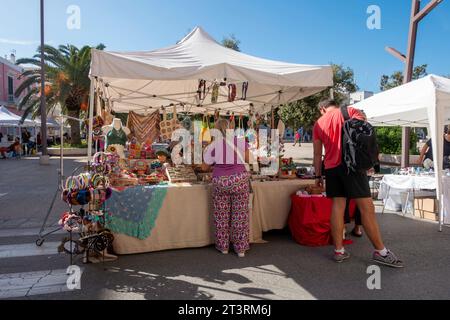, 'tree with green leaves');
279,64,358,130
15,44,105,144
376,64,428,155
380,64,427,91
221,34,241,52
